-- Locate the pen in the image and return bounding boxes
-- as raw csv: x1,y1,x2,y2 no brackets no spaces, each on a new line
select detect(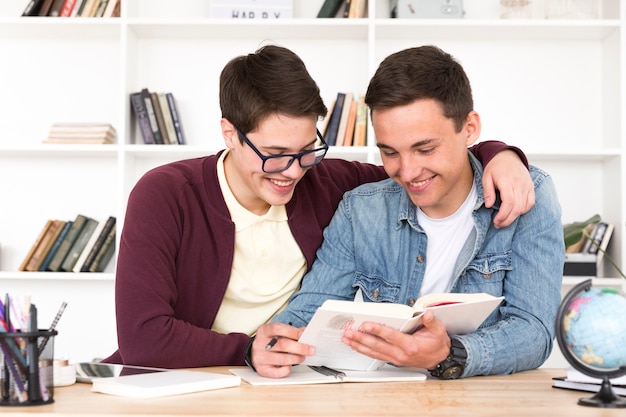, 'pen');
38,301,67,355
2,293,9,401
309,365,346,381
265,322,292,351
28,303,41,402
